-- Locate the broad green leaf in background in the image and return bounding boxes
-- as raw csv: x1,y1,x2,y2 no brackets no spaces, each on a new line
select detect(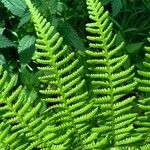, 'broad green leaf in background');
1,0,27,17
115,31,125,45
20,66,40,86
46,0,58,14
0,35,15,48
111,0,123,17
126,42,144,54
57,21,85,50
0,22,5,35
0,54,6,65
34,0,64,15
0,28,4,35
123,58,131,69
143,0,150,9
101,0,111,5
32,0,59,16
18,12,31,28
18,35,36,53
18,35,36,64
1,0,30,27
